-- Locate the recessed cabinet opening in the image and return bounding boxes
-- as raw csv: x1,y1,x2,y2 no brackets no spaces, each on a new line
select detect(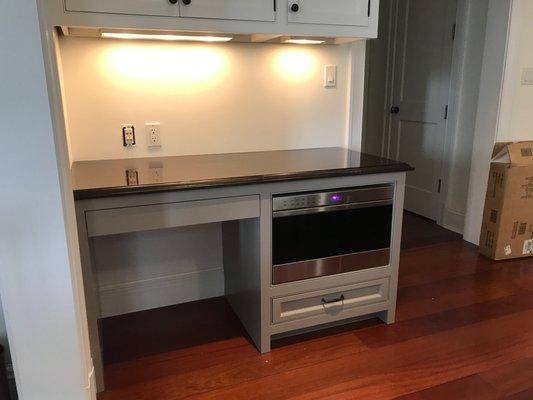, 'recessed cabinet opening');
31,0,393,397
